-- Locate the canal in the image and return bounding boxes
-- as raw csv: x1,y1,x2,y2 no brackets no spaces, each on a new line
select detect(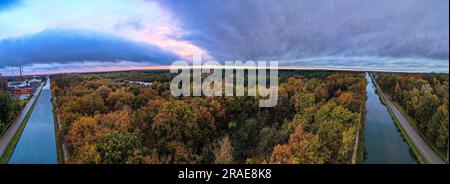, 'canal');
9,78,57,164
363,73,417,164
